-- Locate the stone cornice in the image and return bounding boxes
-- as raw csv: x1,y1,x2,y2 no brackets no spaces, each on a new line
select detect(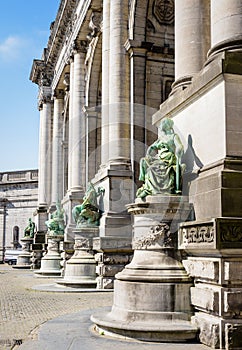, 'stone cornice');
32,0,102,91
29,59,45,84
45,0,78,68
51,0,93,90
29,59,53,88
